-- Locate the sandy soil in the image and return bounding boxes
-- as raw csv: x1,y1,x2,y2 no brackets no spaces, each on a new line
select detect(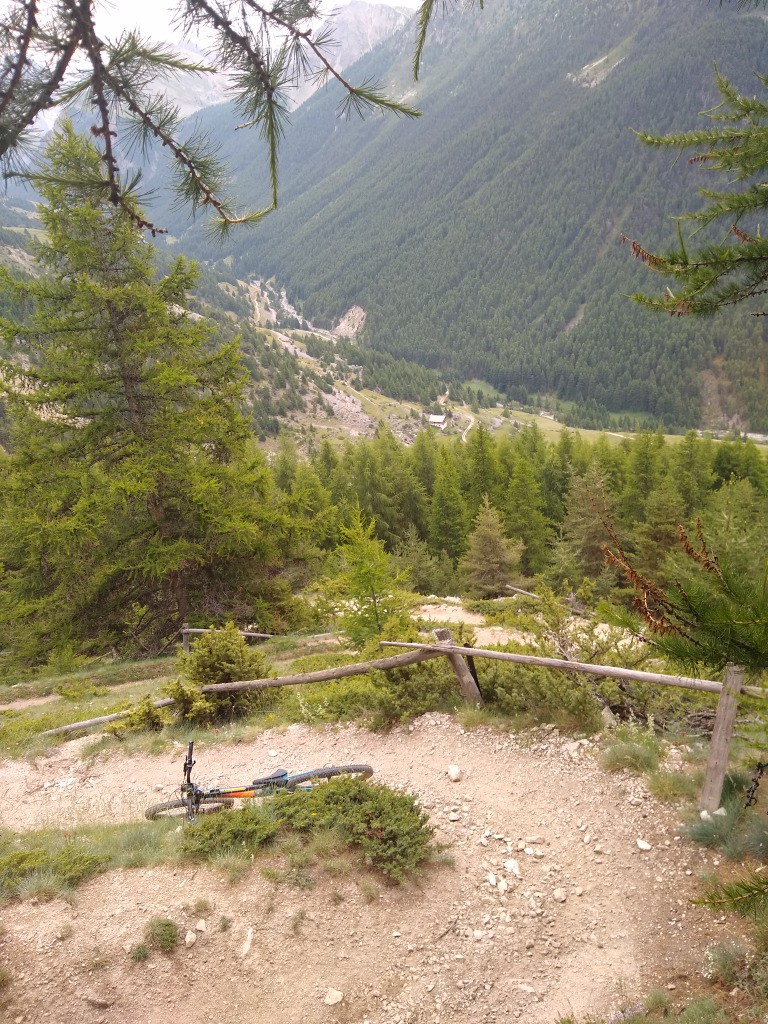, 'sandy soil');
0,715,740,1024
414,603,531,648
